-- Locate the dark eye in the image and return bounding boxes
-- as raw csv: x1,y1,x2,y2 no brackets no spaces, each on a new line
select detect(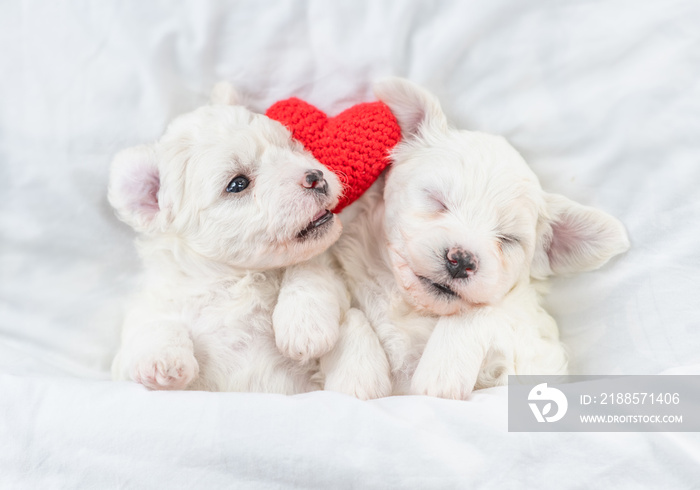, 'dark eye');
226,175,250,193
